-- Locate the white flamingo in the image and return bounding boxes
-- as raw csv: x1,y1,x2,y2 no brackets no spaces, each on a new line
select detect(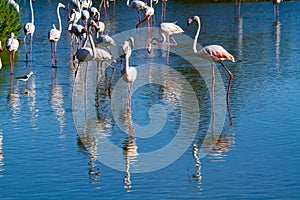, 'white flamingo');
187,15,235,114
23,0,35,58
6,32,19,75
121,38,137,113
147,22,184,64
48,3,65,66
119,37,134,67
89,21,115,49
127,0,147,24
8,0,19,13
